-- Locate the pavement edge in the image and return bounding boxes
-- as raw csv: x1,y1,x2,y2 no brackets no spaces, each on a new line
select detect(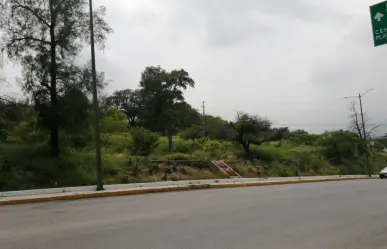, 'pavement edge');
0,177,372,206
